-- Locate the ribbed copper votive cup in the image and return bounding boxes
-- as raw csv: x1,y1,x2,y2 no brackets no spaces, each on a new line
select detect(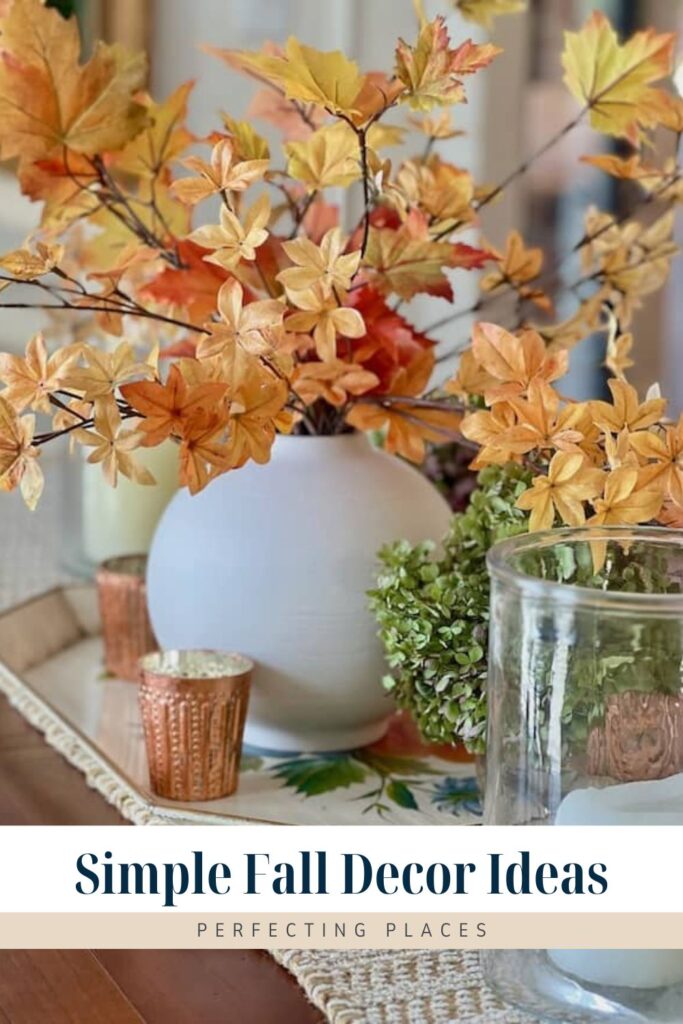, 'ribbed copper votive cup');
96,555,157,682
138,650,253,801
